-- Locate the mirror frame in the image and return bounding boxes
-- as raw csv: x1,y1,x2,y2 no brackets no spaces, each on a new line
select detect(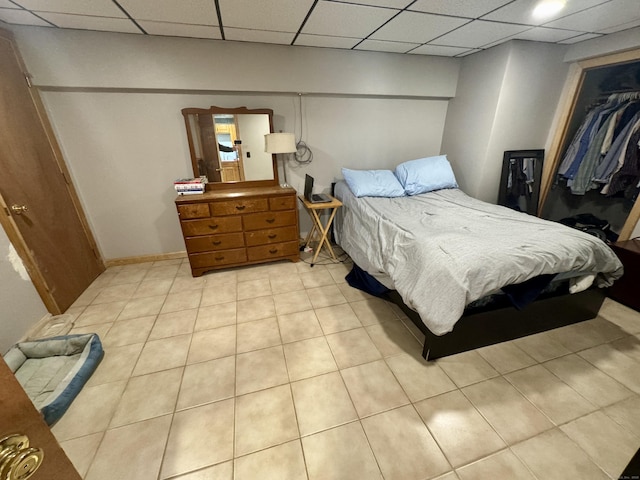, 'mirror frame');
181,106,278,190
